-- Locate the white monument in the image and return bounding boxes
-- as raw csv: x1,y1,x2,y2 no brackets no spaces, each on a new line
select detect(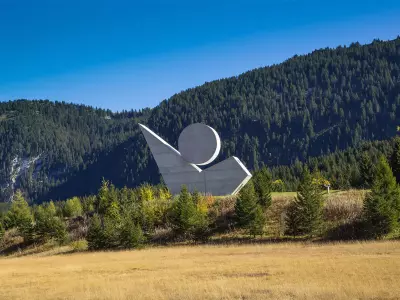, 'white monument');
139,123,252,195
